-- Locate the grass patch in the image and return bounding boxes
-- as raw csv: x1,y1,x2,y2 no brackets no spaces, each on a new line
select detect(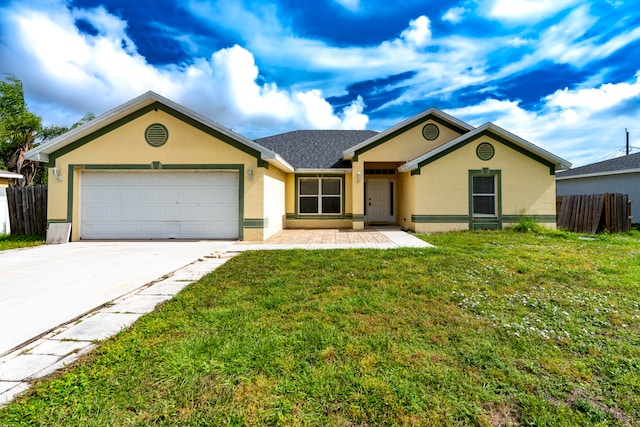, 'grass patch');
0,234,45,251
1,230,639,425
